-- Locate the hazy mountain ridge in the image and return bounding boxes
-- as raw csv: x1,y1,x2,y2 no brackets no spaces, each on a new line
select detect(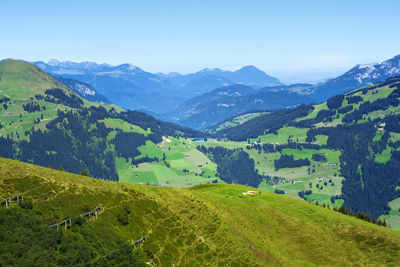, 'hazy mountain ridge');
166,54,400,129
246,55,400,102
304,55,400,101
168,84,311,129
163,65,282,88
33,60,282,113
